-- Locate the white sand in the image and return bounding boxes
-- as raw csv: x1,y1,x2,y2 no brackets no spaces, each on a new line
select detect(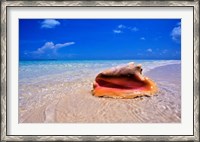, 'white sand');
19,63,181,123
